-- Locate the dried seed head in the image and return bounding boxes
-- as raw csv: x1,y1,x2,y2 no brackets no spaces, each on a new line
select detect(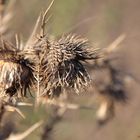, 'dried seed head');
0,39,35,99
93,58,127,124
36,34,100,97
96,60,127,102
